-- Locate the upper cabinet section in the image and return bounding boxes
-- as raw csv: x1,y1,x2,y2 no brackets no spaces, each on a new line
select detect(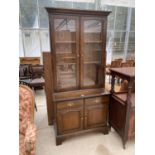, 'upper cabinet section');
46,8,110,92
